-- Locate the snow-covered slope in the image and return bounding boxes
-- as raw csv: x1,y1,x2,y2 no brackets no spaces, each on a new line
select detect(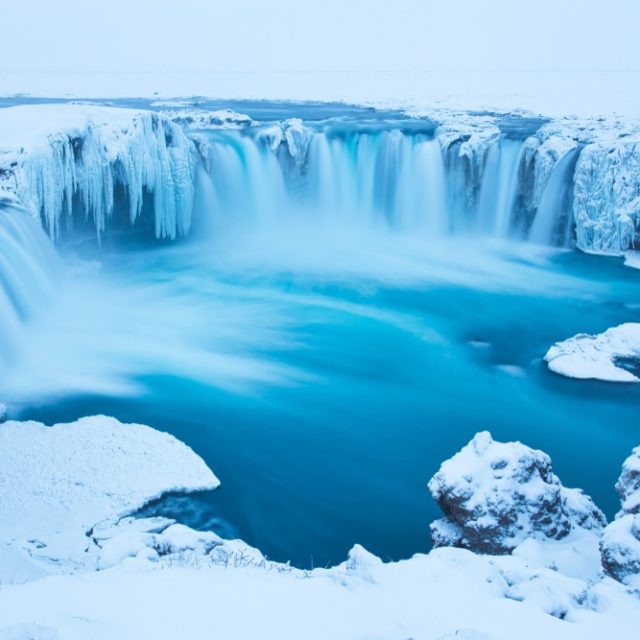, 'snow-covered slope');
0,105,197,240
